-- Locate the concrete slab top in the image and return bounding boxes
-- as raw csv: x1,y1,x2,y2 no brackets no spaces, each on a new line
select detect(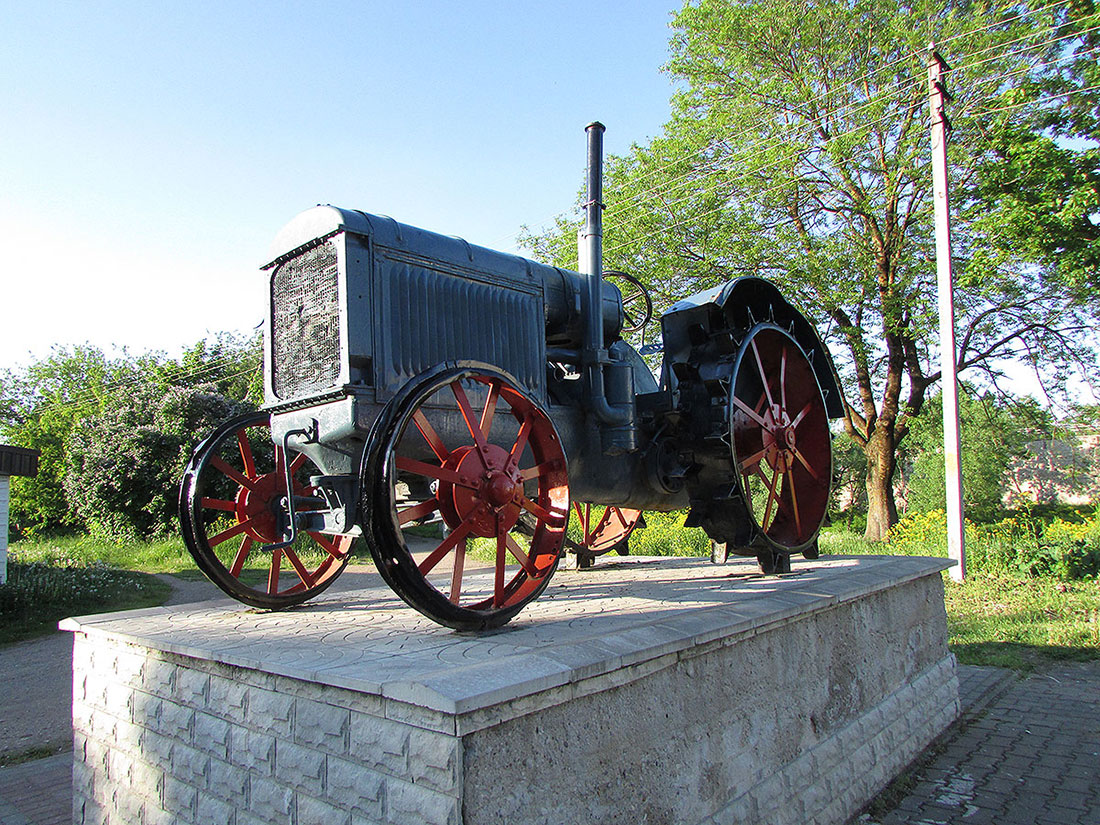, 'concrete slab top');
62,555,951,719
